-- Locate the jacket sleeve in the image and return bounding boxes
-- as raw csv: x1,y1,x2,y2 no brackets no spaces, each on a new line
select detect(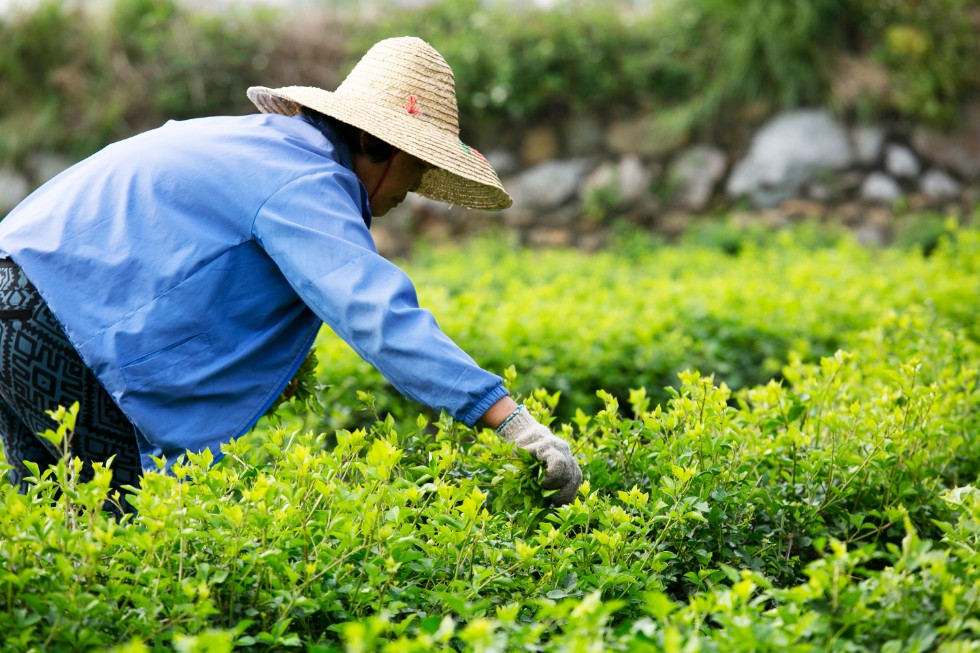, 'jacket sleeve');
251,169,507,426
